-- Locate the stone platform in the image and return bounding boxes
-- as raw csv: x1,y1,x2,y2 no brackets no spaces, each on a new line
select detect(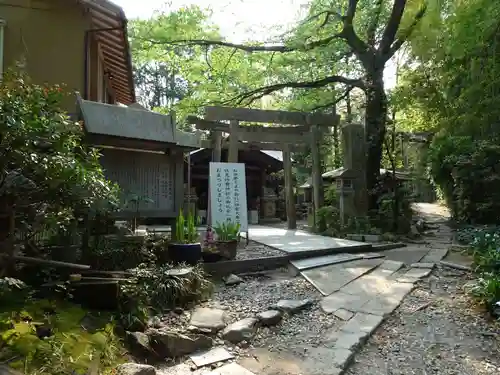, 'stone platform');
245,225,371,257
